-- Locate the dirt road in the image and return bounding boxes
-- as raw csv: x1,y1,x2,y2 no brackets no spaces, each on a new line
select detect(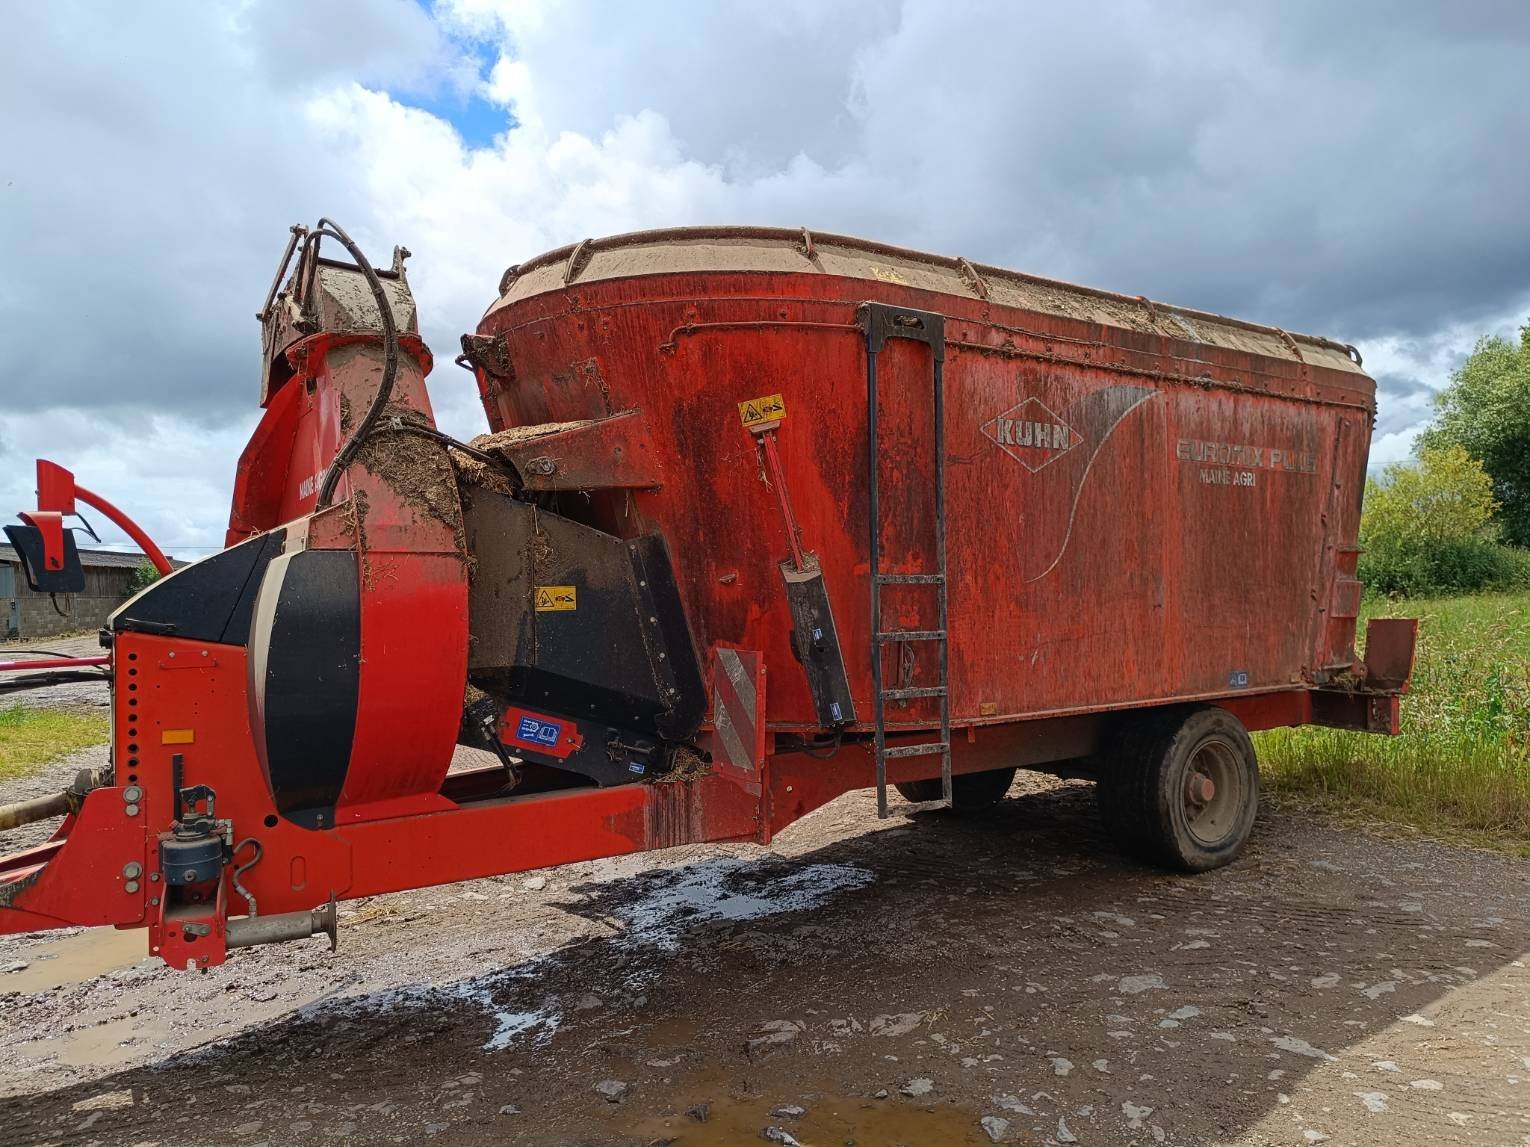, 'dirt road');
3,736,1527,1147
